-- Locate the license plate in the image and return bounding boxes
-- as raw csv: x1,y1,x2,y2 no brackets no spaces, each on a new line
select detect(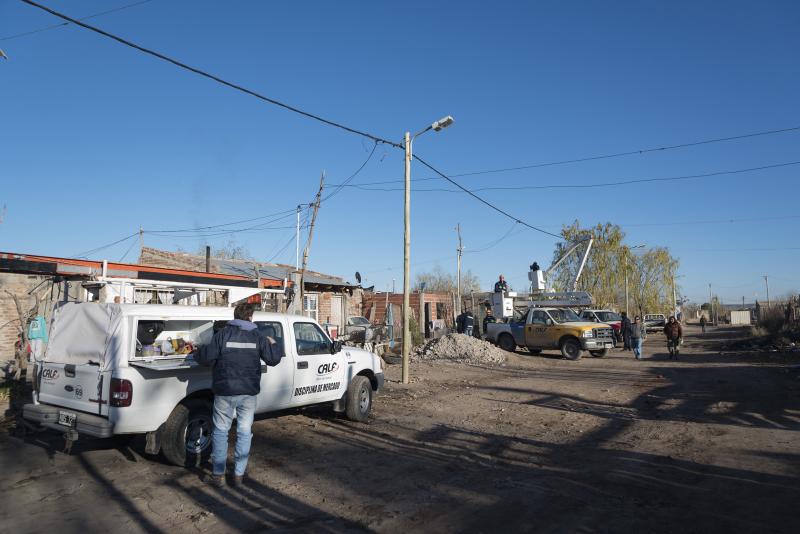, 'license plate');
58,410,77,427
